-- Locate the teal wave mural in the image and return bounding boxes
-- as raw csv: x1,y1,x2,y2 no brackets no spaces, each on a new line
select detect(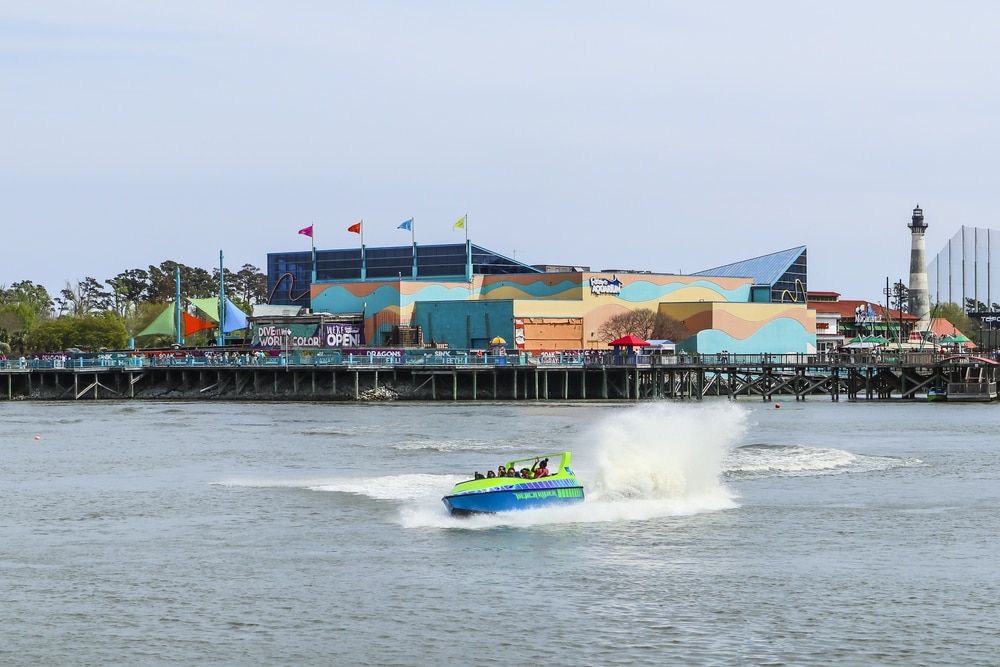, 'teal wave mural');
677,319,814,354
617,279,750,303
312,283,477,313
479,279,583,299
